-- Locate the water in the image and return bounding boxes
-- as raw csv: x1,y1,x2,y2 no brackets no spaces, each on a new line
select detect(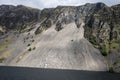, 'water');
0,66,119,80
